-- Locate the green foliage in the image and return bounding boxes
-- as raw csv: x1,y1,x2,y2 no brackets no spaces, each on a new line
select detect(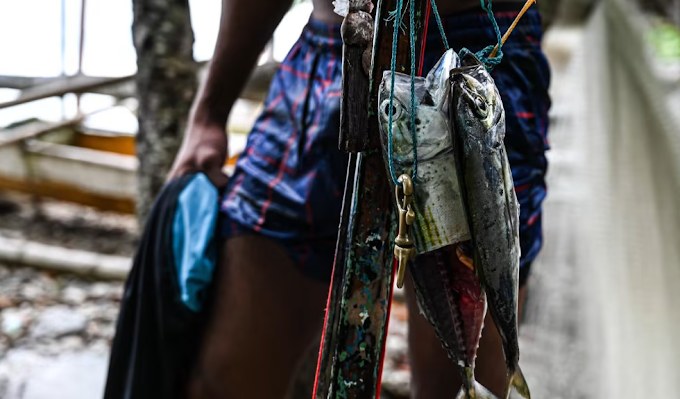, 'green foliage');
648,21,680,61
